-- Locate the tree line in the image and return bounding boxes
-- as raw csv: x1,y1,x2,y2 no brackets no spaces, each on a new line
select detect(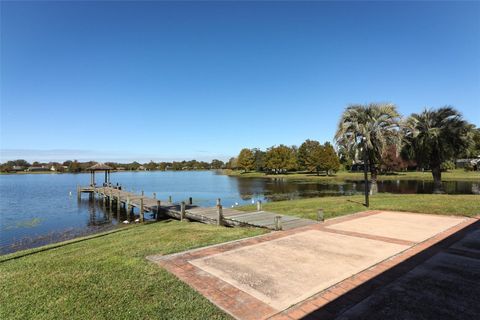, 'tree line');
0,159,227,173
229,141,341,175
